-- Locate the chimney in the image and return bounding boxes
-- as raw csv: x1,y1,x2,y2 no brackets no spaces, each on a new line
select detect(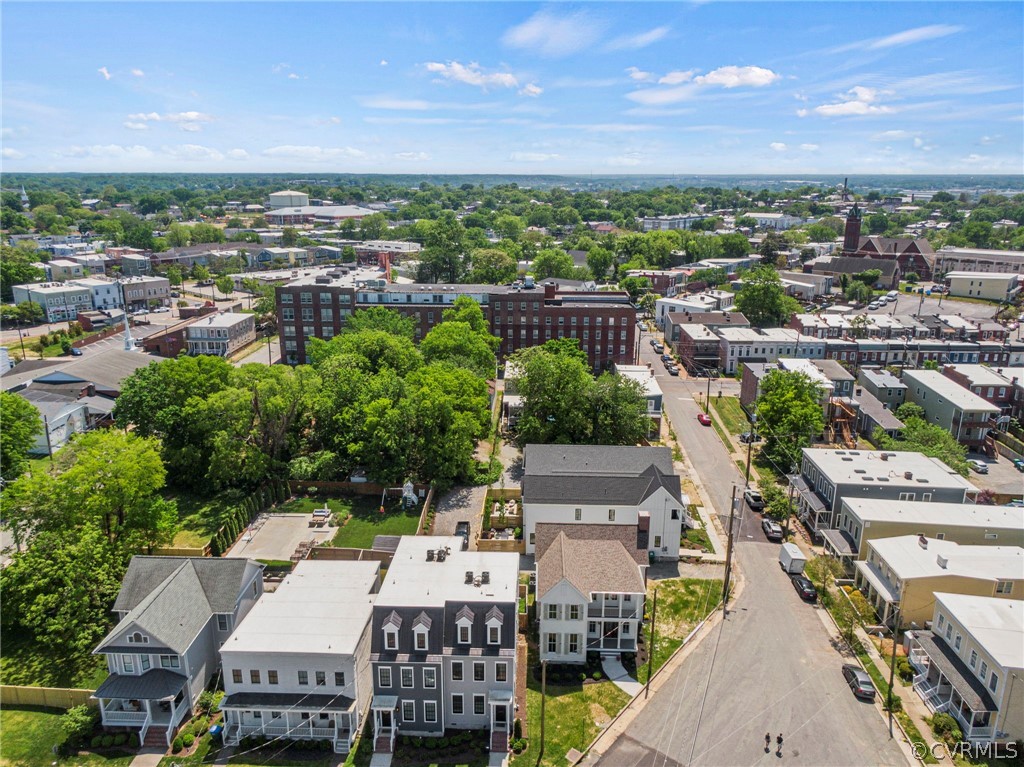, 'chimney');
918,535,928,549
